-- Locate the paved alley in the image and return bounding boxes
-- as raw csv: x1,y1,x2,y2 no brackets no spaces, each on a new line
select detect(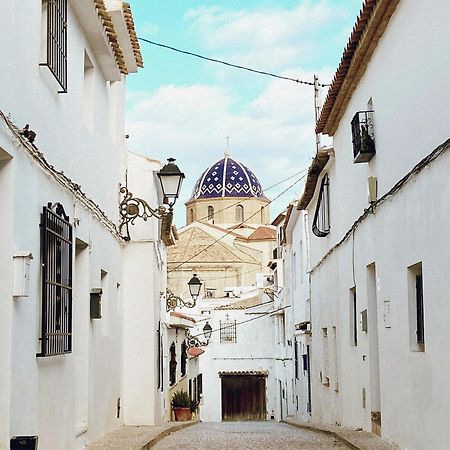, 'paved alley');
151,422,350,449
